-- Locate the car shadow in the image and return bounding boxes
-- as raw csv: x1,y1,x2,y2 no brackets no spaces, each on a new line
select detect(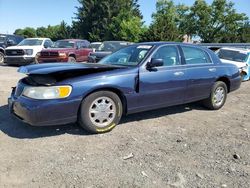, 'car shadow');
0,102,206,139
120,102,206,124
